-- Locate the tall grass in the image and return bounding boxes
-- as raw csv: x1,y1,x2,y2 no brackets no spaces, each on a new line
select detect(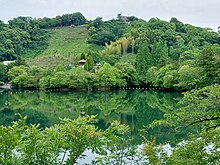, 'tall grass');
28,27,101,68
